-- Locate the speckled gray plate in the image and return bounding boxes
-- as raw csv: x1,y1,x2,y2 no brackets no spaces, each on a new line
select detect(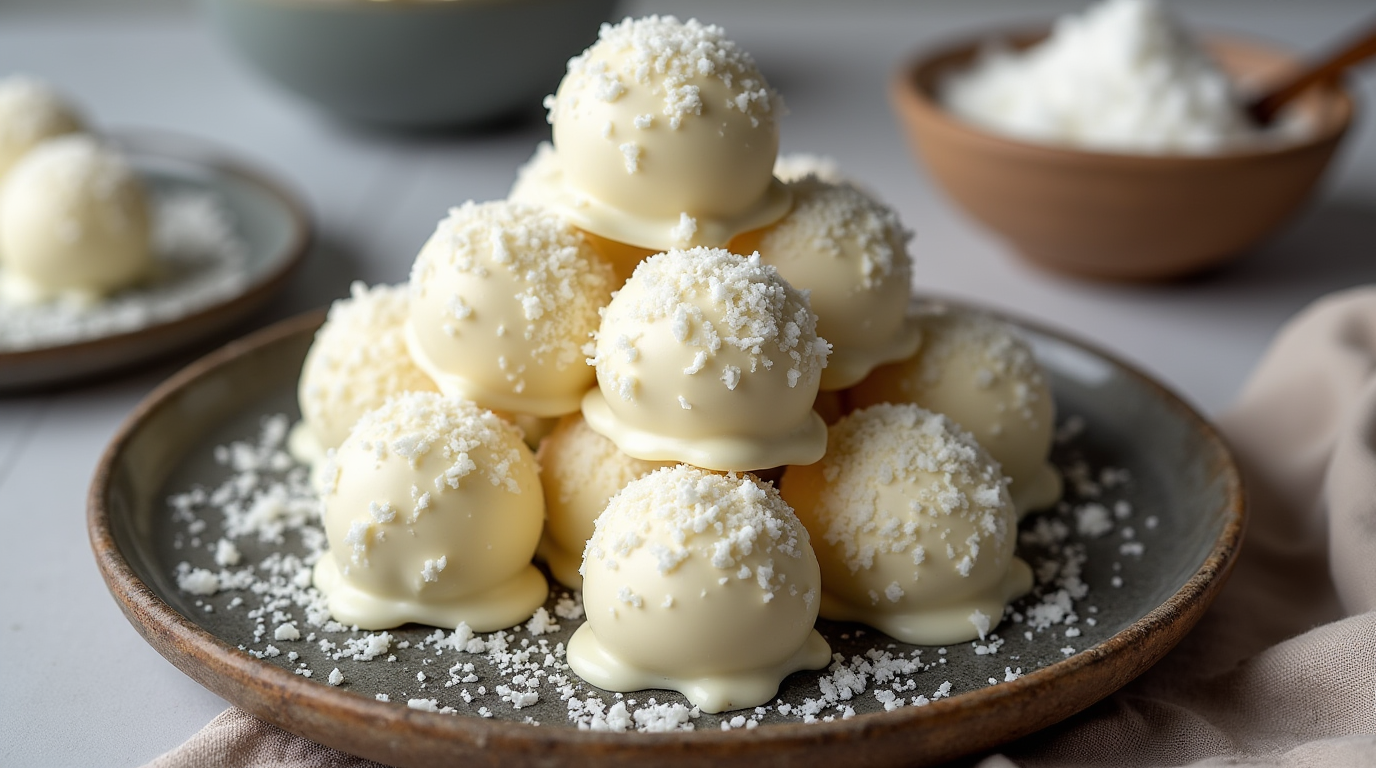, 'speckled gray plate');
0,129,309,393
89,303,1243,768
